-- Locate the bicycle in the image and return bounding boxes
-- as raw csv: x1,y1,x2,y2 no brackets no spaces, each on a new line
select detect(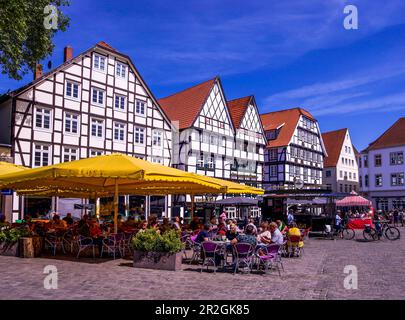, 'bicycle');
324,222,355,240
363,220,400,241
